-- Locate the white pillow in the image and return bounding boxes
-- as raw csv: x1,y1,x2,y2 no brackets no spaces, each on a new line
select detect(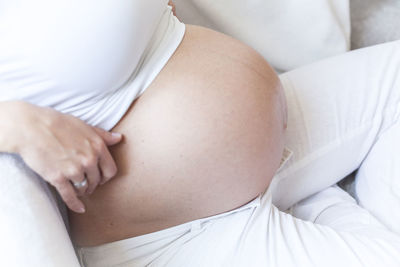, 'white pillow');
351,0,400,49
174,0,350,72
0,154,80,267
